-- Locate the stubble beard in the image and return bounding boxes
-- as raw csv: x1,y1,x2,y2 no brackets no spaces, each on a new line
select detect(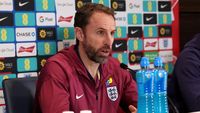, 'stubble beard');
83,40,110,64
